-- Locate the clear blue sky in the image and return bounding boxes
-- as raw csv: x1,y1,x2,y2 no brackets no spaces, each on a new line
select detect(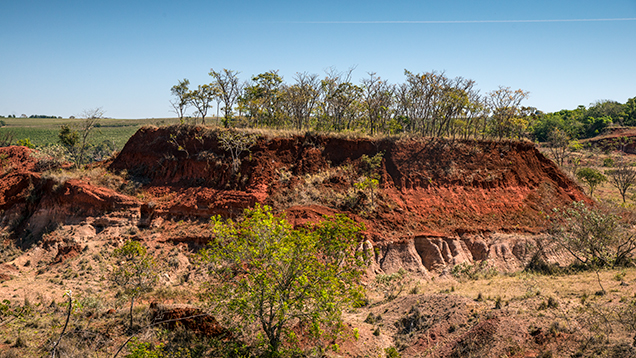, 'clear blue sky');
2,0,635,119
